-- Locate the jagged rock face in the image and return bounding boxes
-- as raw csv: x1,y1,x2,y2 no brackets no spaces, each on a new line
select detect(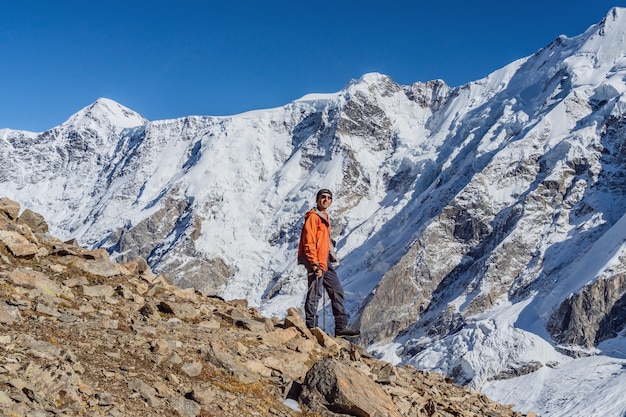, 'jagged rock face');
548,262,626,349
355,245,423,345
105,192,233,296
338,91,394,148
405,79,451,110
